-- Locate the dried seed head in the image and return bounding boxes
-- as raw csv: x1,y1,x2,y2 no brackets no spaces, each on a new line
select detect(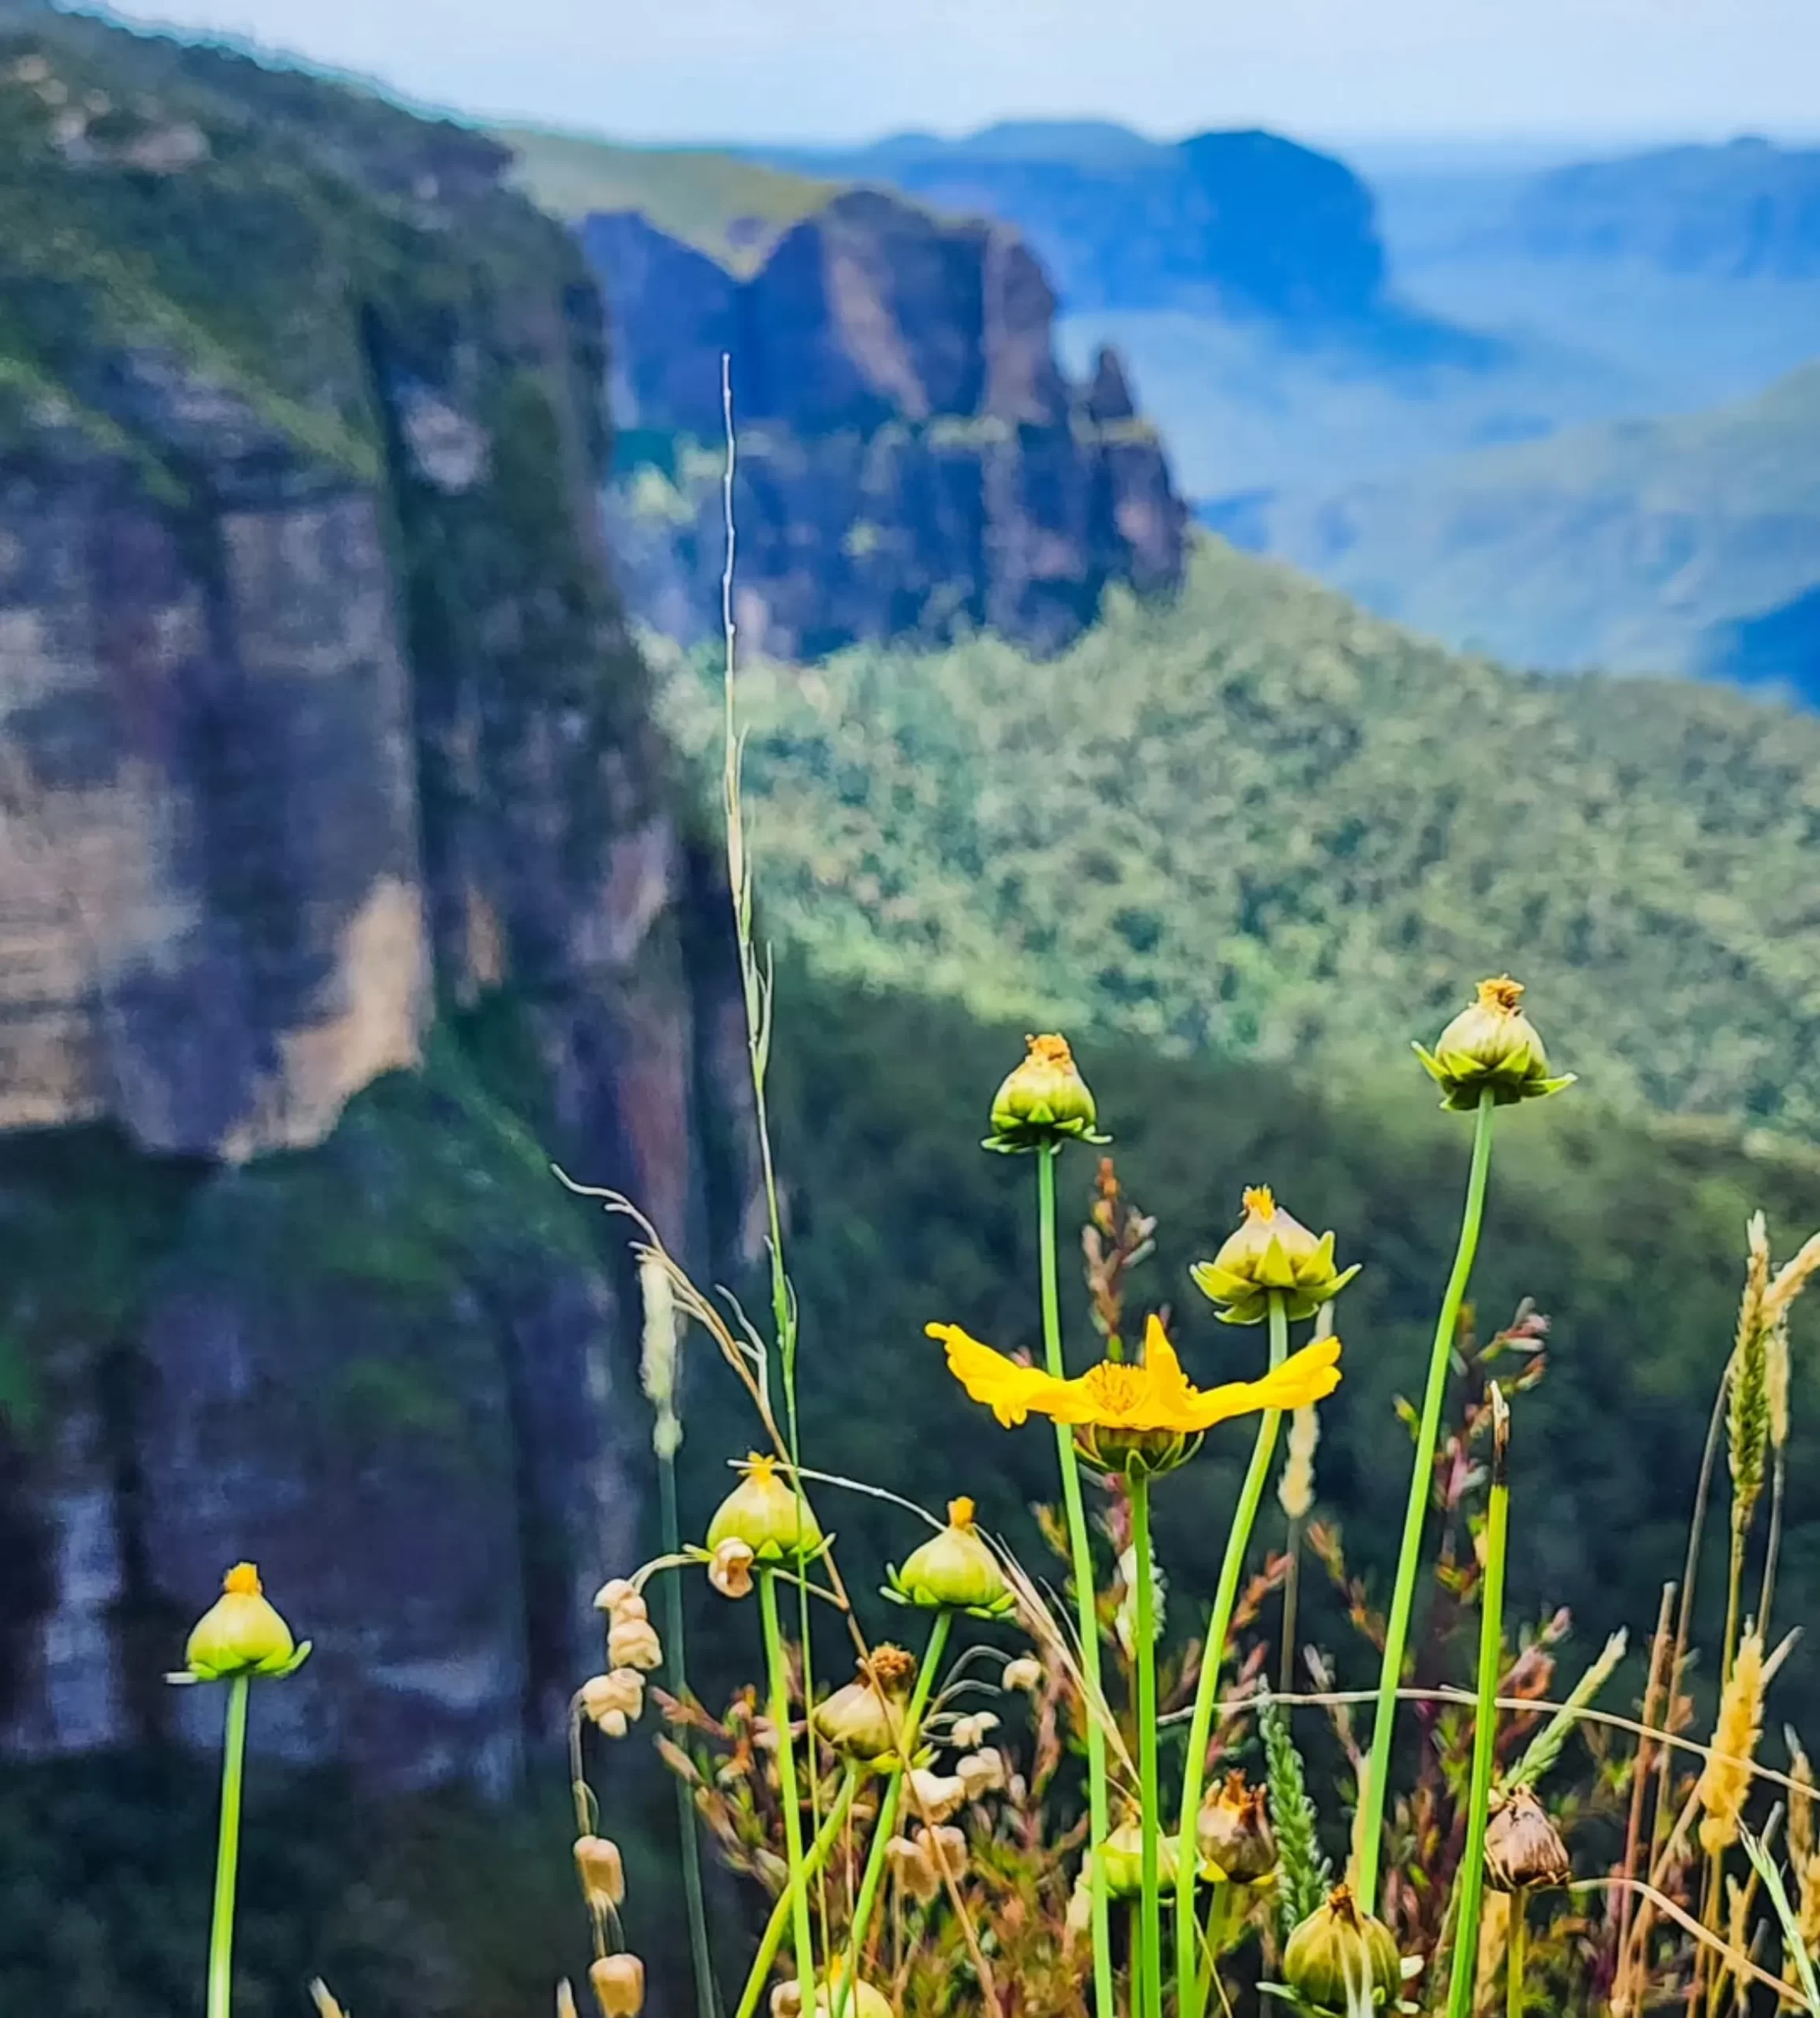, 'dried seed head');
1769,1319,1792,1454
590,1954,644,2018
885,1832,941,1904
864,1644,917,1693
1483,1786,1572,1890
1196,1770,1278,1884
907,1767,968,1825
1788,1728,1814,1867
1278,1402,1321,1522
1699,1629,1767,1856
573,1834,627,1911
914,1823,968,1882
